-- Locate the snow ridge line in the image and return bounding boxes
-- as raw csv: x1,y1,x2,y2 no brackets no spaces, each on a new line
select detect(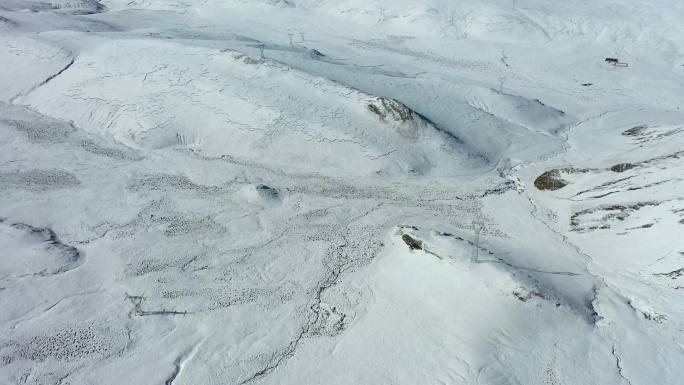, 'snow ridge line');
10,57,75,103
165,342,201,385
41,58,75,87
611,345,634,385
